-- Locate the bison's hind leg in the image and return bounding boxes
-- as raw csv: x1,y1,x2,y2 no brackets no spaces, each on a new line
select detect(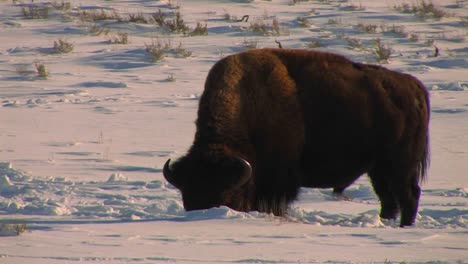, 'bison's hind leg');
395,168,421,227
369,161,421,227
